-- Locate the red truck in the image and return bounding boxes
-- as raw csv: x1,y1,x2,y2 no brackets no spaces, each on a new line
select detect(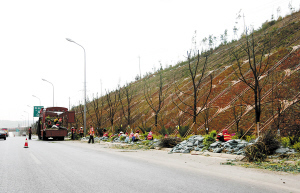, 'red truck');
37,107,75,140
